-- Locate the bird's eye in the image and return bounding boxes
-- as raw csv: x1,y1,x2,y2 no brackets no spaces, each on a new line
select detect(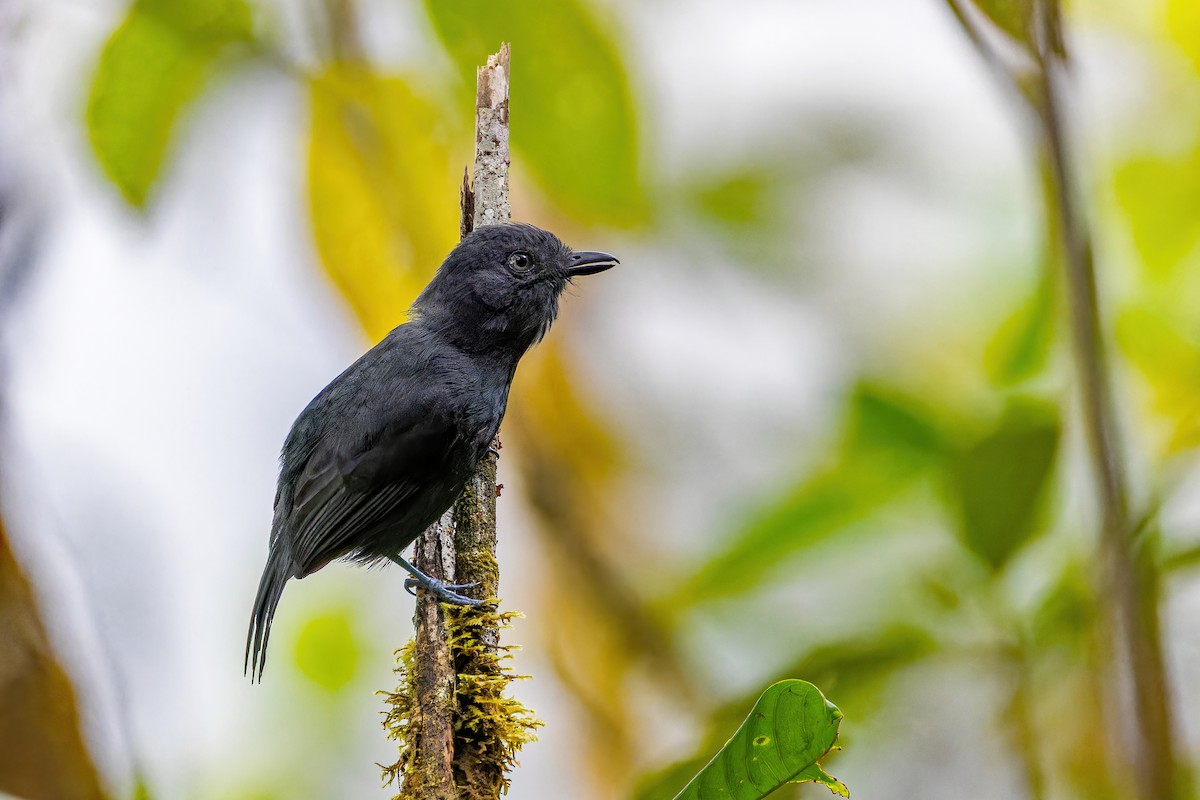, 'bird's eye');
508,251,533,272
